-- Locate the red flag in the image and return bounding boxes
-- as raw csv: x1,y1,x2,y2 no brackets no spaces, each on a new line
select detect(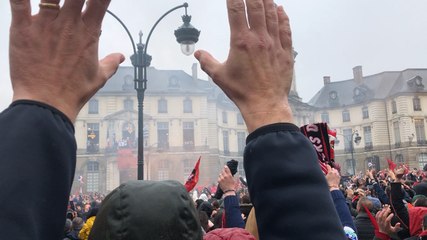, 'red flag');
387,159,396,171
184,156,201,192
